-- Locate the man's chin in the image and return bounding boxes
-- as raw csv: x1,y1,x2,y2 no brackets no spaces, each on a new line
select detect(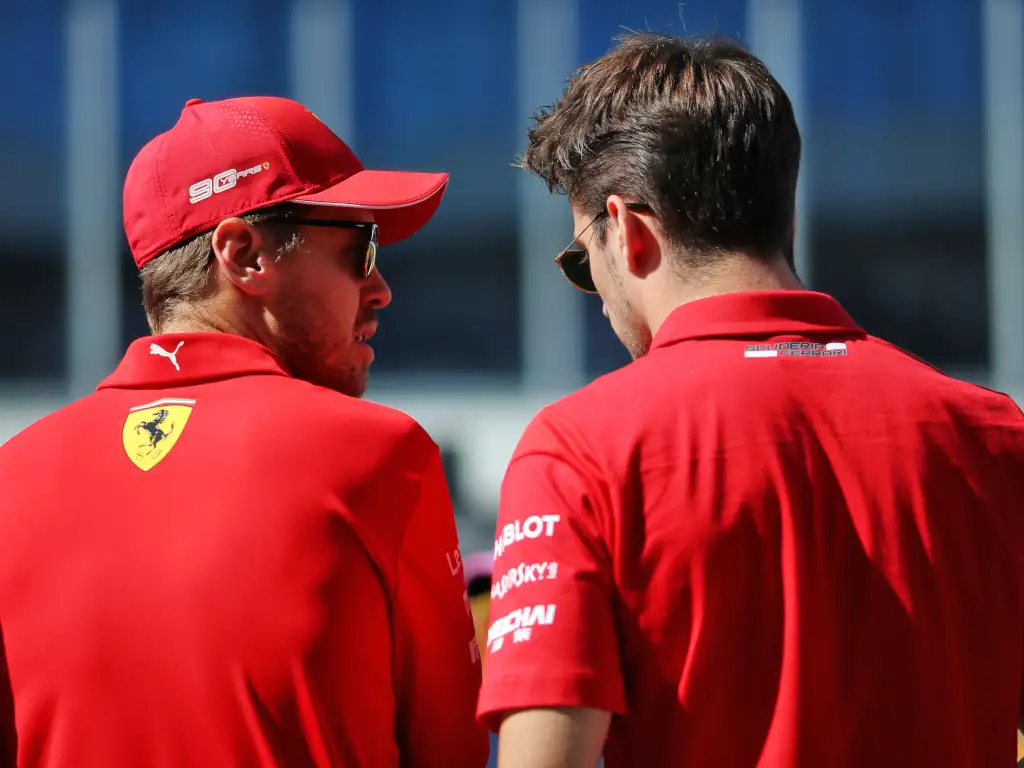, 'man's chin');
333,365,370,398
617,329,651,361
329,376,367,398
295,362,369,398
